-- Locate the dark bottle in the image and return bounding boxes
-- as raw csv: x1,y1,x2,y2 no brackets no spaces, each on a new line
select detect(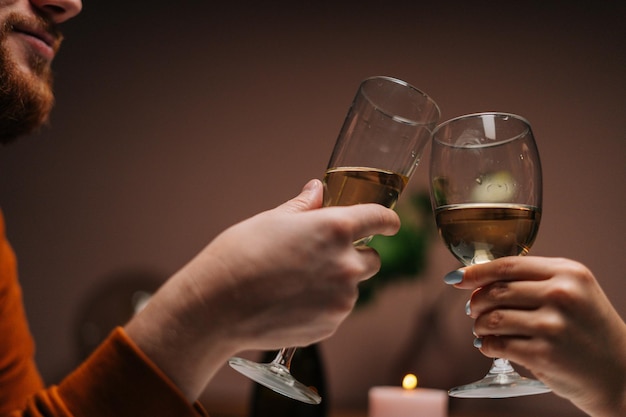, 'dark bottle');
249,344,328,417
